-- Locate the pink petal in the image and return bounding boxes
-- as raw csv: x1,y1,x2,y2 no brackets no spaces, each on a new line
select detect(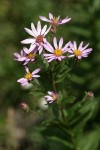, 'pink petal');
59,37,63,48
37,21,41,34
44,55,55,59
82,48,92,53
24,28,35,37
63,41,71,51
43,43,54,53
73,41,77,50
43,54,54,57
48,58,55,62
68,54,75,58
78,56,82,59
49,13,53,19
58,57,62,61
25,66,29,73
31,23,38,36
14,53,20,58
38,47,43,54
78,41,83,50
17,78,27,84
21,38,35,44
43,26,51,36
41,25,47,35
82,43,89,51
39,16,50,22
23,47,29,54
32,68,41,75
53,37,58,49
59,17,71,24
48,91,53,95
32,75,40,78
18,57,26,61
